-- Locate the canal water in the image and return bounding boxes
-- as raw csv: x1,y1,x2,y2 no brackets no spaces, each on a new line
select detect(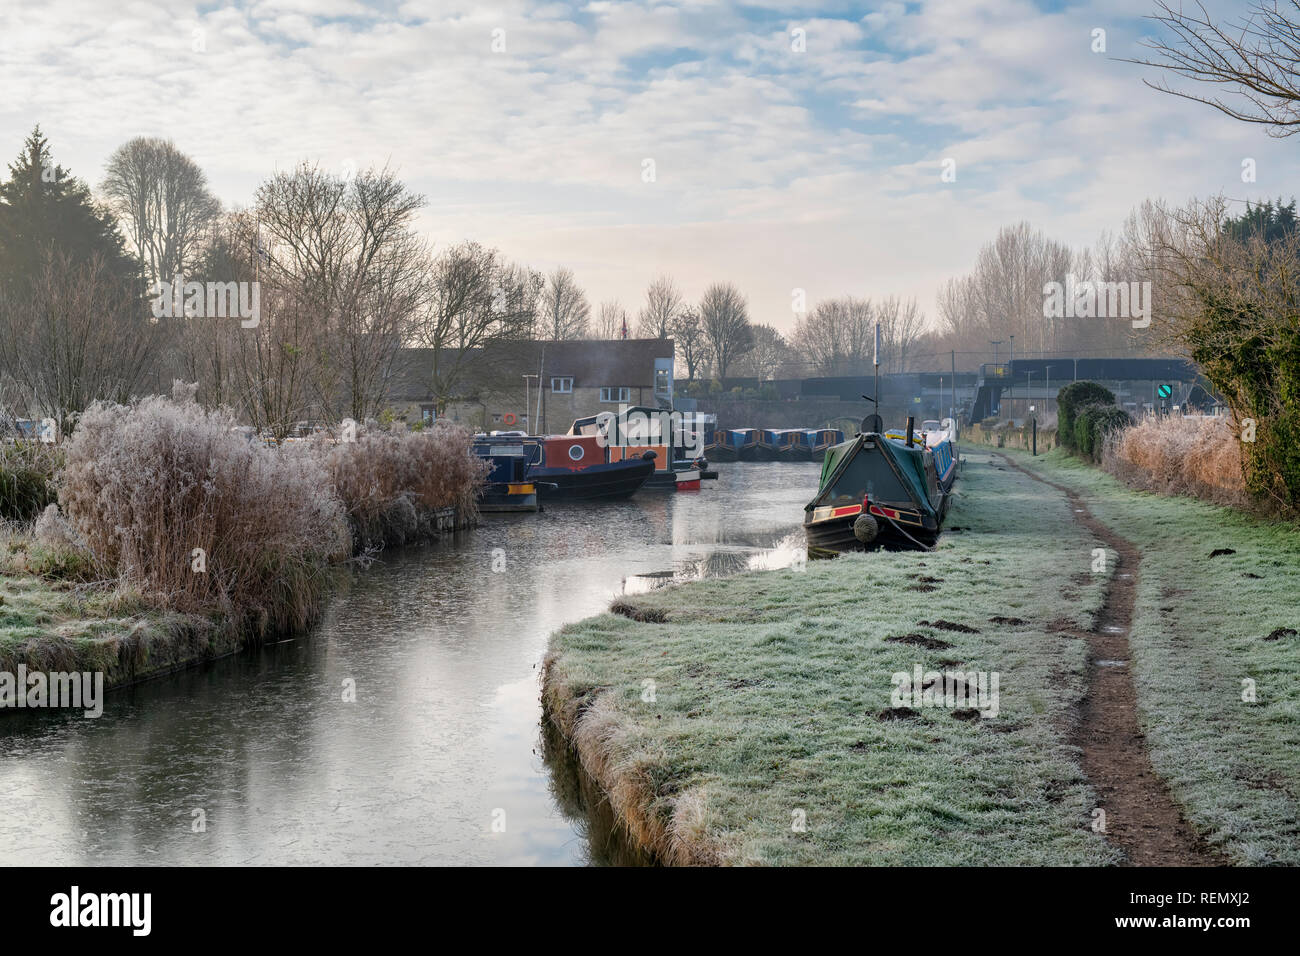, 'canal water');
0,462,819,865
